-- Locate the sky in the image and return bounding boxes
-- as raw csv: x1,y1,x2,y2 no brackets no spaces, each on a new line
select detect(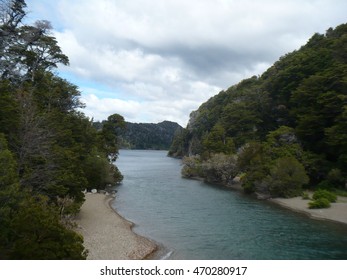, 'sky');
25,0,347,126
